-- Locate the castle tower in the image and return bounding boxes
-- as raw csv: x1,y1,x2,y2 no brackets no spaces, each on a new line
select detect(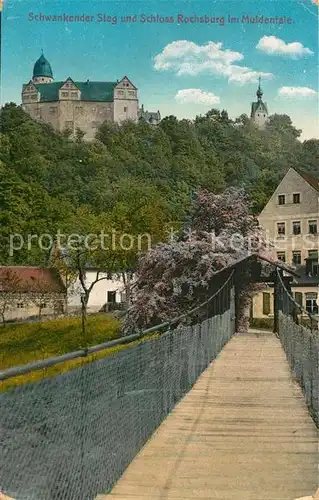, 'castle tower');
250,77,268,129
32,52,54,84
